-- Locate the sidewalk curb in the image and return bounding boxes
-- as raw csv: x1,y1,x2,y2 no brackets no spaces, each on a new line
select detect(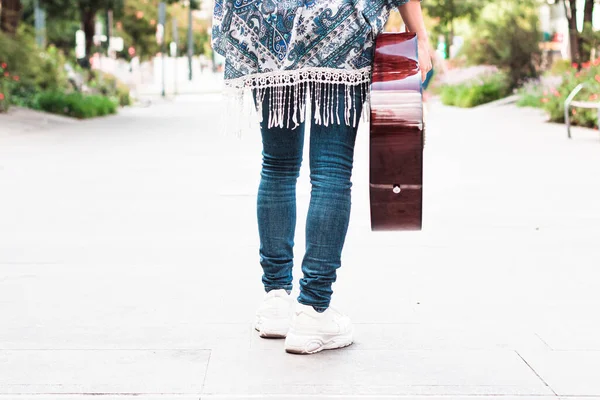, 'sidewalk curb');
475,94,520,108
1,106,80,124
